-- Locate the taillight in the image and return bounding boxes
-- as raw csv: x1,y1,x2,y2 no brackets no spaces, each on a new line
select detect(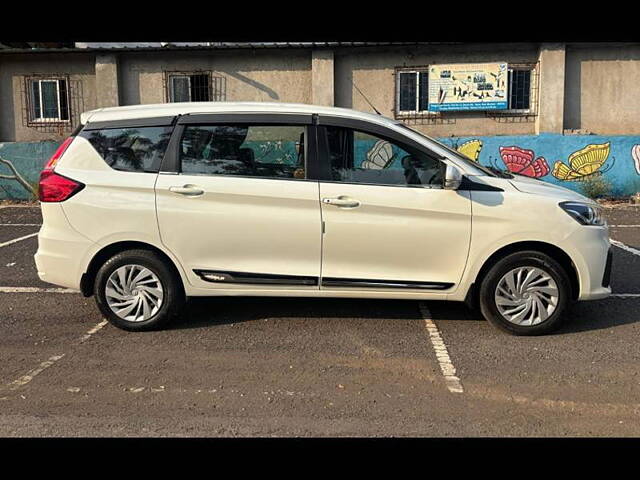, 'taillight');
44,136,75,170
39,170,84,202
39,135,83,202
